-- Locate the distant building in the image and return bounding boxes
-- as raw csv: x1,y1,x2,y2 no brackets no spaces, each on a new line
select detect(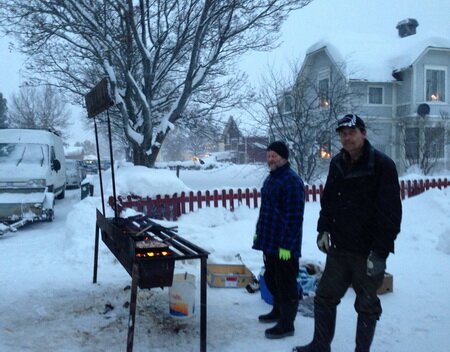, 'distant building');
222,116,268,164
